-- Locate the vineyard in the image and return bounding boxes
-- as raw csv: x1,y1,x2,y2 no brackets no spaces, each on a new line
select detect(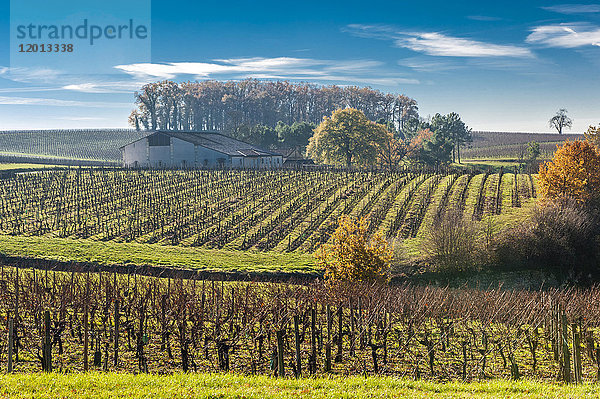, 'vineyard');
0,266,598,382
0,169,537,253
463,131,583,161
0,129,579,166
0,129,142,164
